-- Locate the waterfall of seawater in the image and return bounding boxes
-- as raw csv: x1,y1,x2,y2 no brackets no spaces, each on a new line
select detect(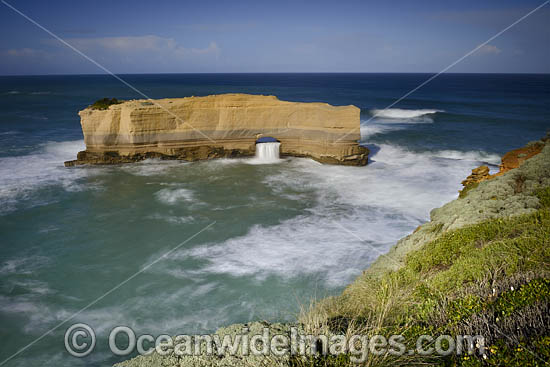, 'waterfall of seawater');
255,142,281,163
